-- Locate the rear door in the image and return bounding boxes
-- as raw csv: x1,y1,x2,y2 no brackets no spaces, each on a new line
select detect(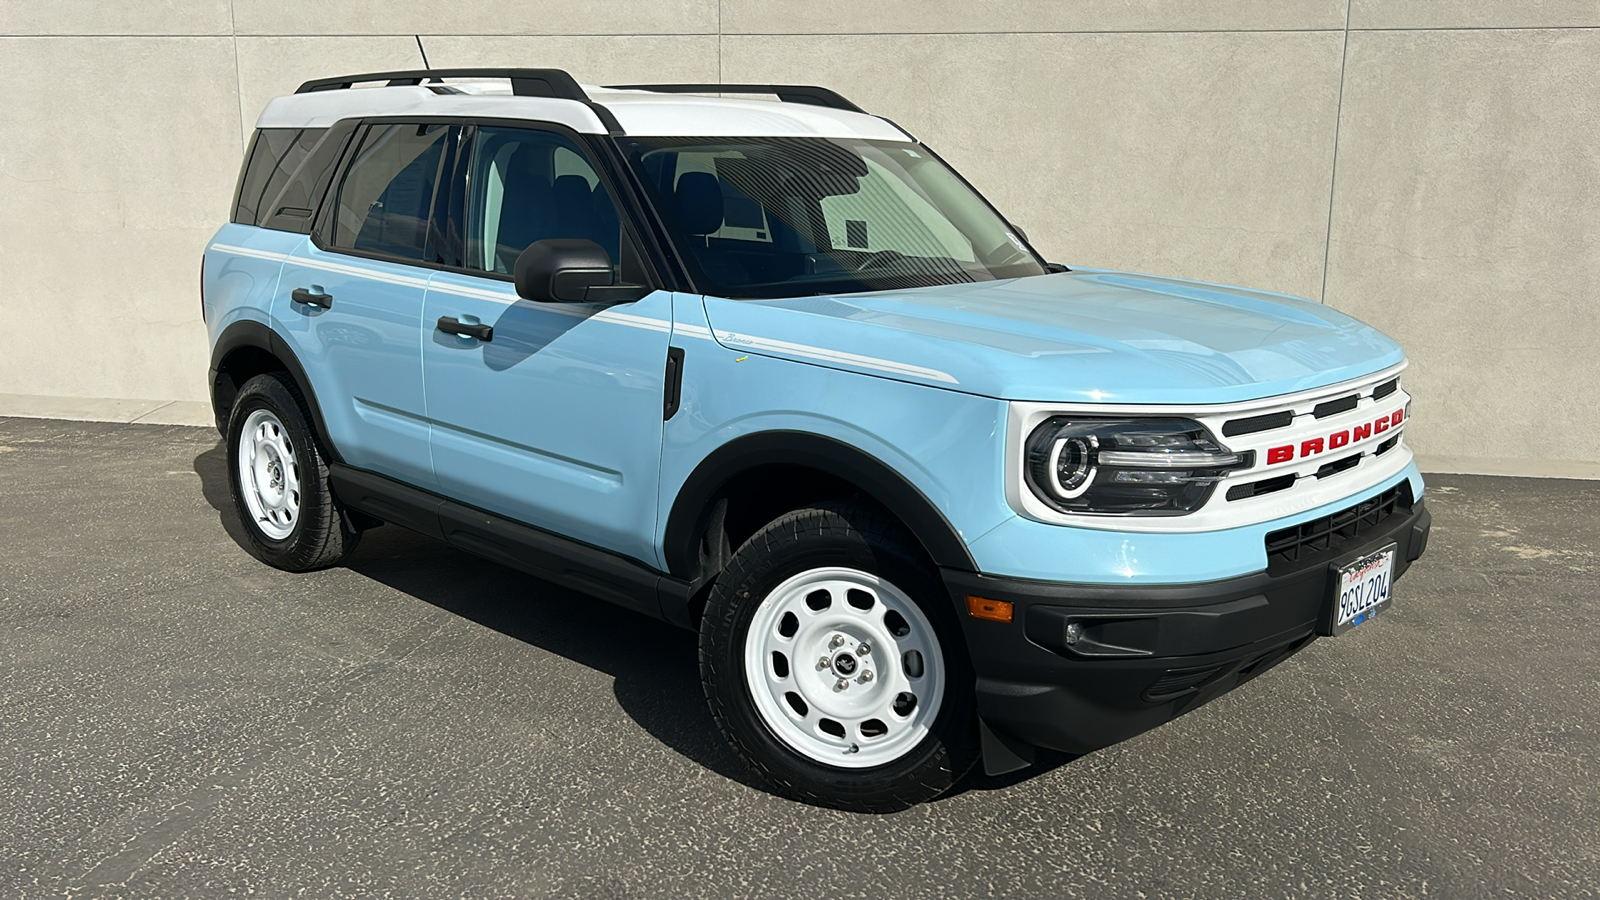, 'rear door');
274,121,455,489
421,123,674,567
